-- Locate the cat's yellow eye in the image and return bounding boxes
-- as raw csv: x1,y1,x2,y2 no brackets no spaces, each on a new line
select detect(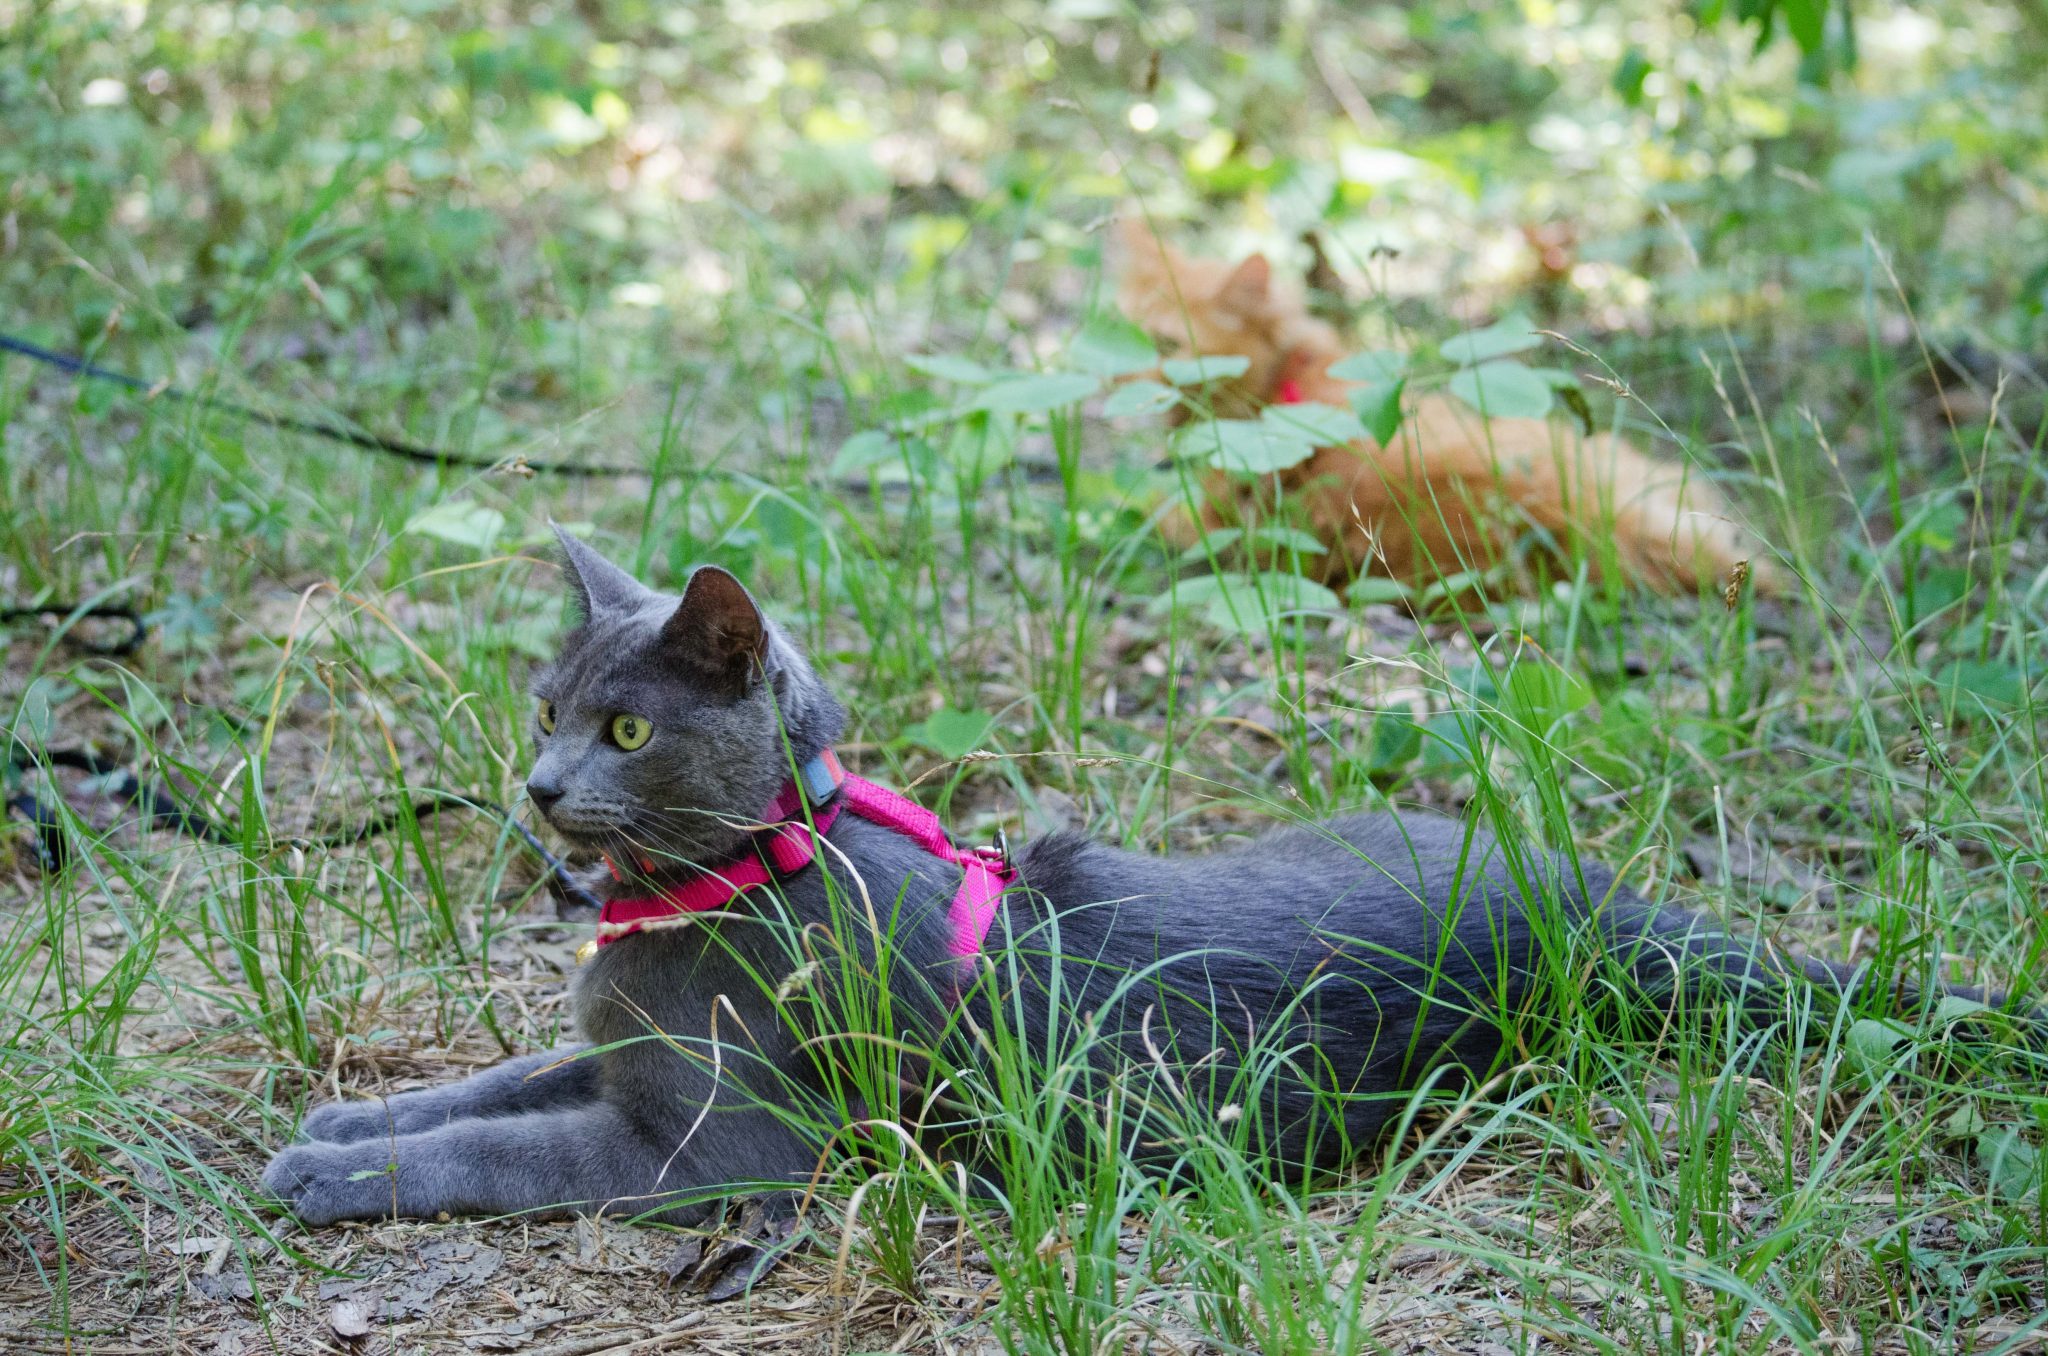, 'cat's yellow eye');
537,700,556,735
610,713,652,751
